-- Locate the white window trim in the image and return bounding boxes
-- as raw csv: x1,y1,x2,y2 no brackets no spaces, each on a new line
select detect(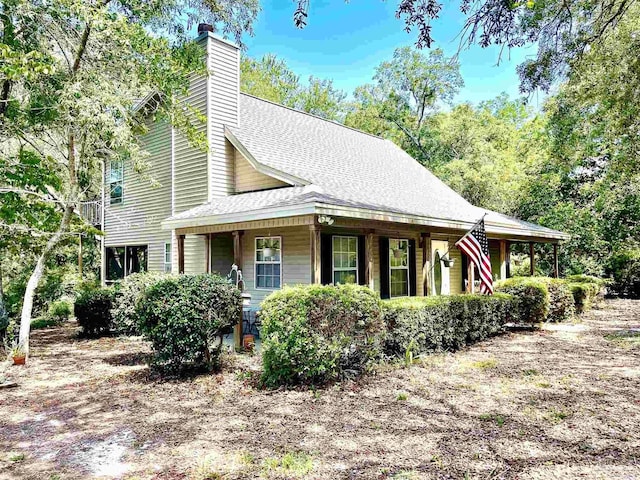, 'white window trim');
109,159,124,205
332,235,359,285
254,236,282,290
389,238,410,298
163,242,172,273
